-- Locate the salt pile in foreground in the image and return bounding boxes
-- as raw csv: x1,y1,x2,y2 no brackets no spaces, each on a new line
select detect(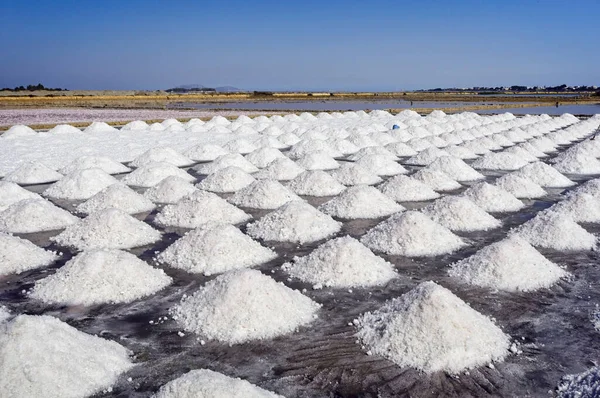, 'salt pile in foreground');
462,182,525,212
378,175,440,202
228,179,301,209
2,161,63,185
171,269,320,344
196,166,256,193
514,162,575,188
0,233,57,275
0,181,41,212
122,162,195,188
422,196,501,232
143,176,198,204
355,281,510,373
43,168,119,200
76,184,155,215
319,185,404,219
